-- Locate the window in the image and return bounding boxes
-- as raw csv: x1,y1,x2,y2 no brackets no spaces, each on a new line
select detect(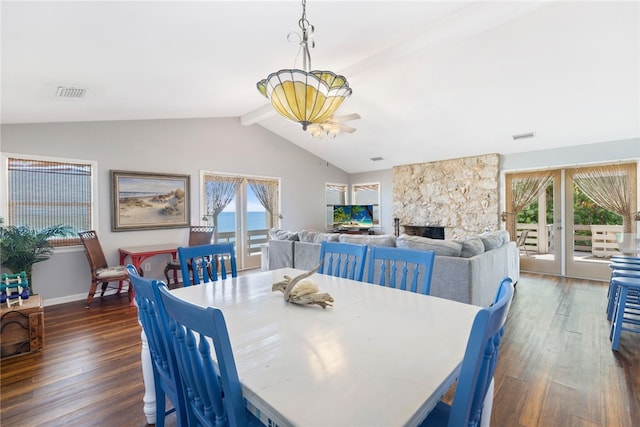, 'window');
325,183,347,227
352,182,380,227
2,154,96,246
